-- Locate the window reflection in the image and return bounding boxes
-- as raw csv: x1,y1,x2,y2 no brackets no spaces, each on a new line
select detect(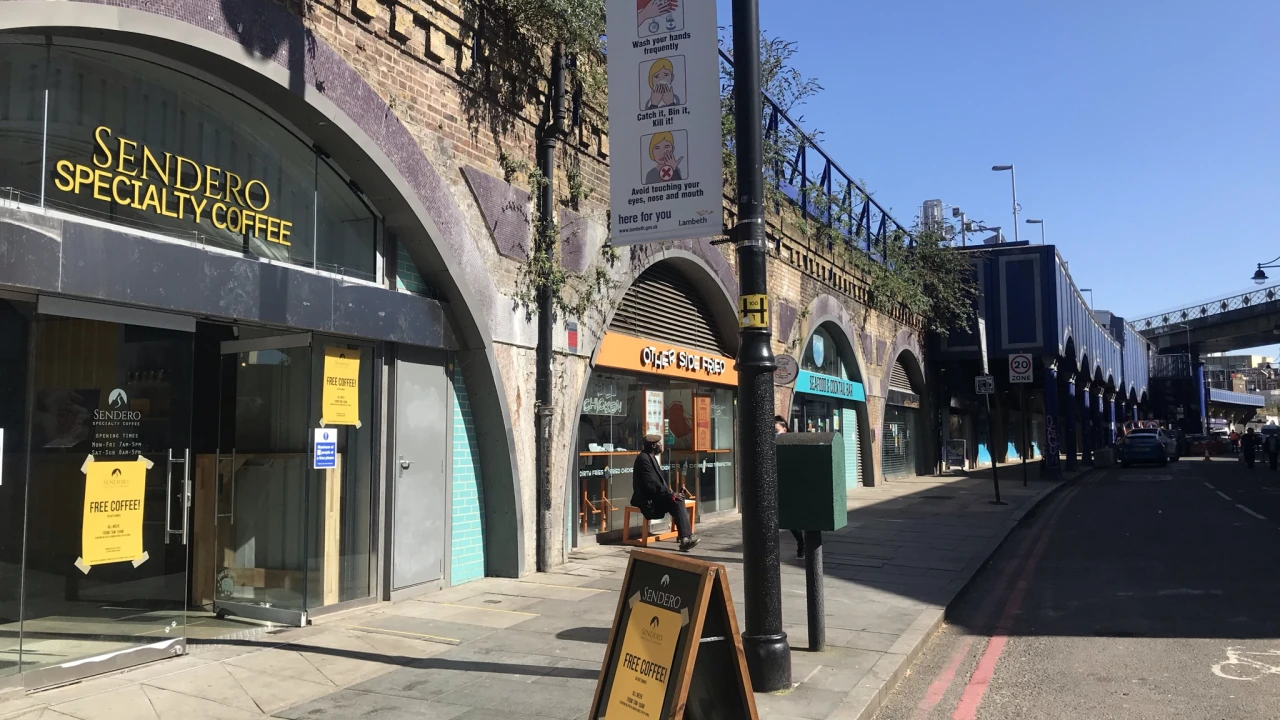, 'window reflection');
577,373,736,538
0,39,378,282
